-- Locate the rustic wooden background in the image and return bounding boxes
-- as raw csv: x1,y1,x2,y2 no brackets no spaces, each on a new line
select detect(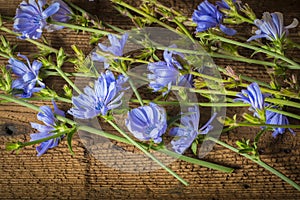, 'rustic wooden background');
0,0,300,199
